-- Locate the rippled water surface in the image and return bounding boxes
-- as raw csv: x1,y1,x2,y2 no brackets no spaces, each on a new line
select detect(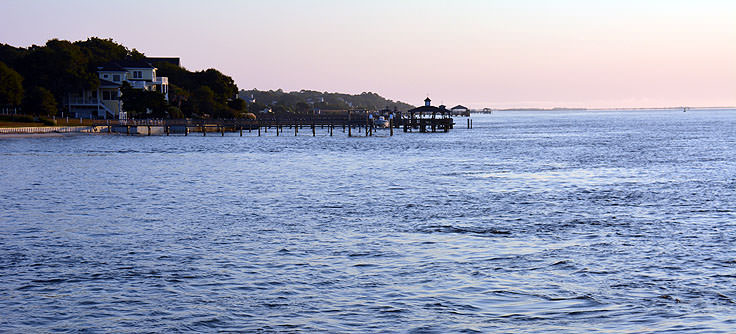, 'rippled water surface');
2,109,736,333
